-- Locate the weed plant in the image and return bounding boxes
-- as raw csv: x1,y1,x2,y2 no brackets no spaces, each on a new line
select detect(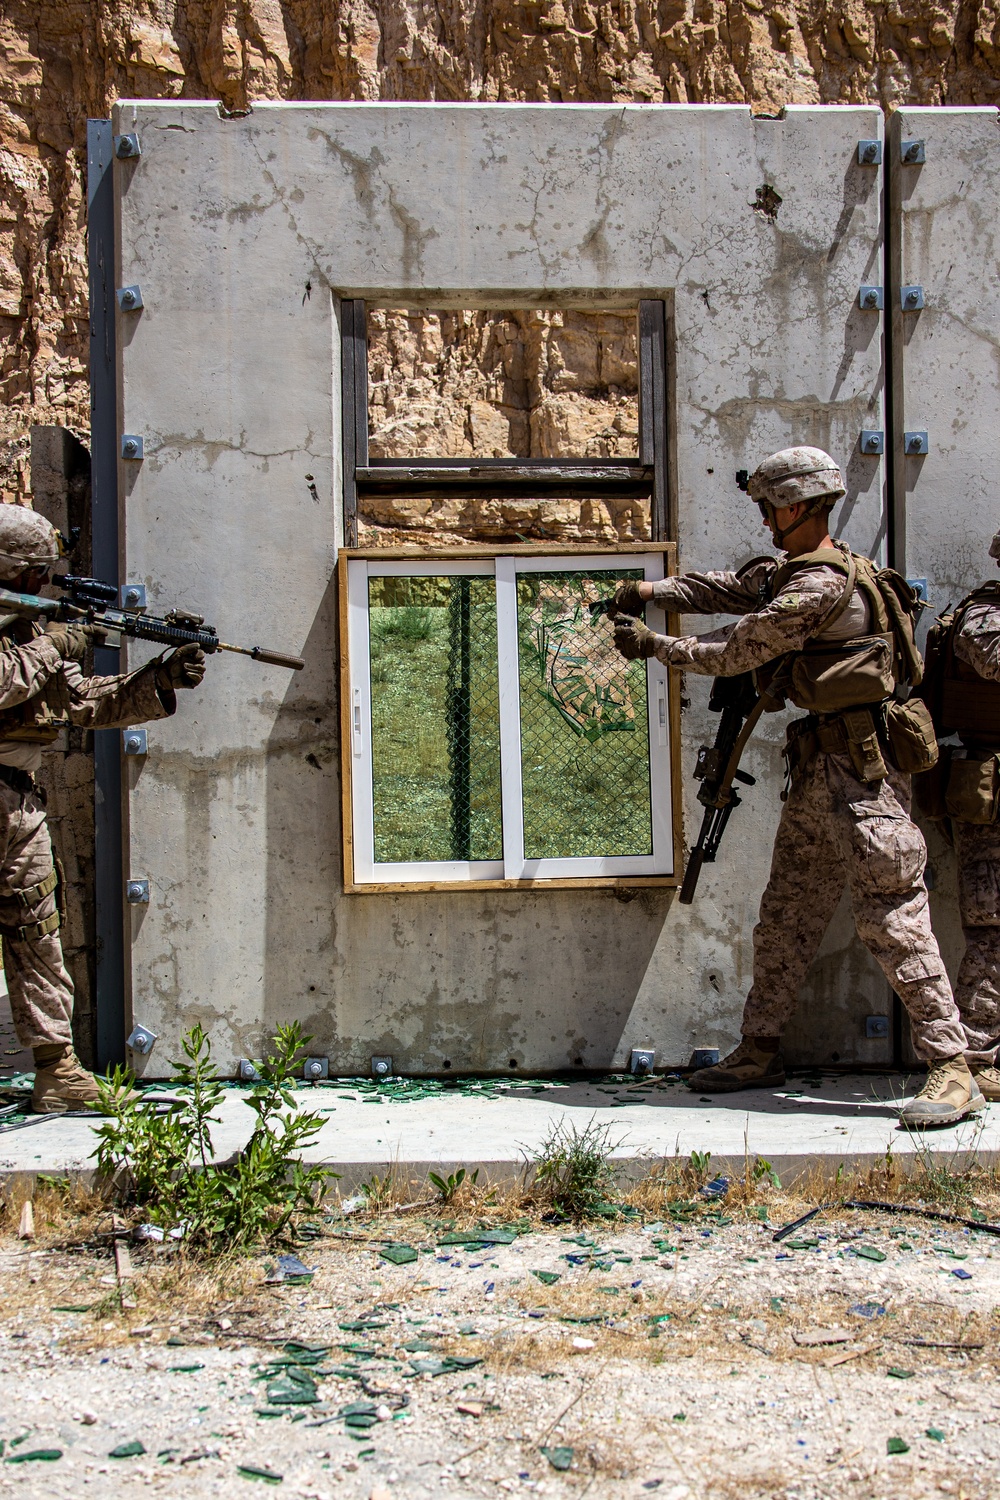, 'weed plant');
529,1118,624,1219
92,1022,329,1253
